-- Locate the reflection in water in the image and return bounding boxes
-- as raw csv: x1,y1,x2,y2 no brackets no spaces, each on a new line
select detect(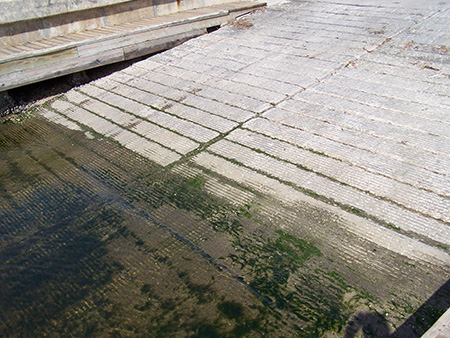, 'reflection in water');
0,115,448,337
0,117,285,336
0,145,122,335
